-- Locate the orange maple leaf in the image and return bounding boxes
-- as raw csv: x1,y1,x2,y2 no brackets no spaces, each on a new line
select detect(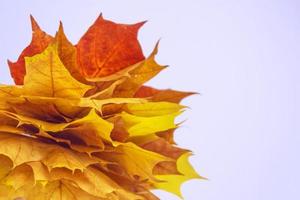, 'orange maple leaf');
77,14,146,78
7,15,53,85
